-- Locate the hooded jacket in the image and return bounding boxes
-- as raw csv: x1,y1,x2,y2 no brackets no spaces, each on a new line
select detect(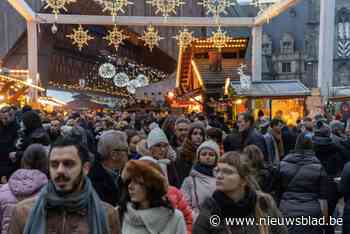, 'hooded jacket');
122,202,186,234
0,169,48,234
